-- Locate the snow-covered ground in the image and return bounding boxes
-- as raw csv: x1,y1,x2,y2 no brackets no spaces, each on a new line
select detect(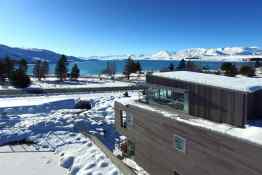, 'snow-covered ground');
0,92,144,175
0,77,135,90
0,152,67,175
